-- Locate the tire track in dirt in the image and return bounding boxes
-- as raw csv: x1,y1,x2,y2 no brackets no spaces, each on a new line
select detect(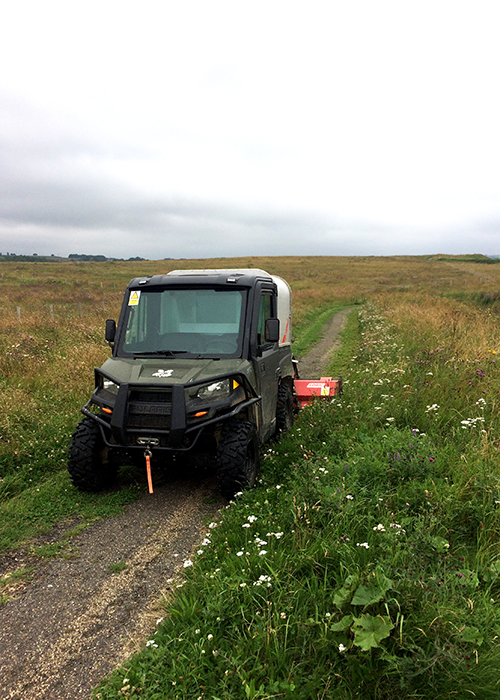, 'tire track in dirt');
0,307,354,700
